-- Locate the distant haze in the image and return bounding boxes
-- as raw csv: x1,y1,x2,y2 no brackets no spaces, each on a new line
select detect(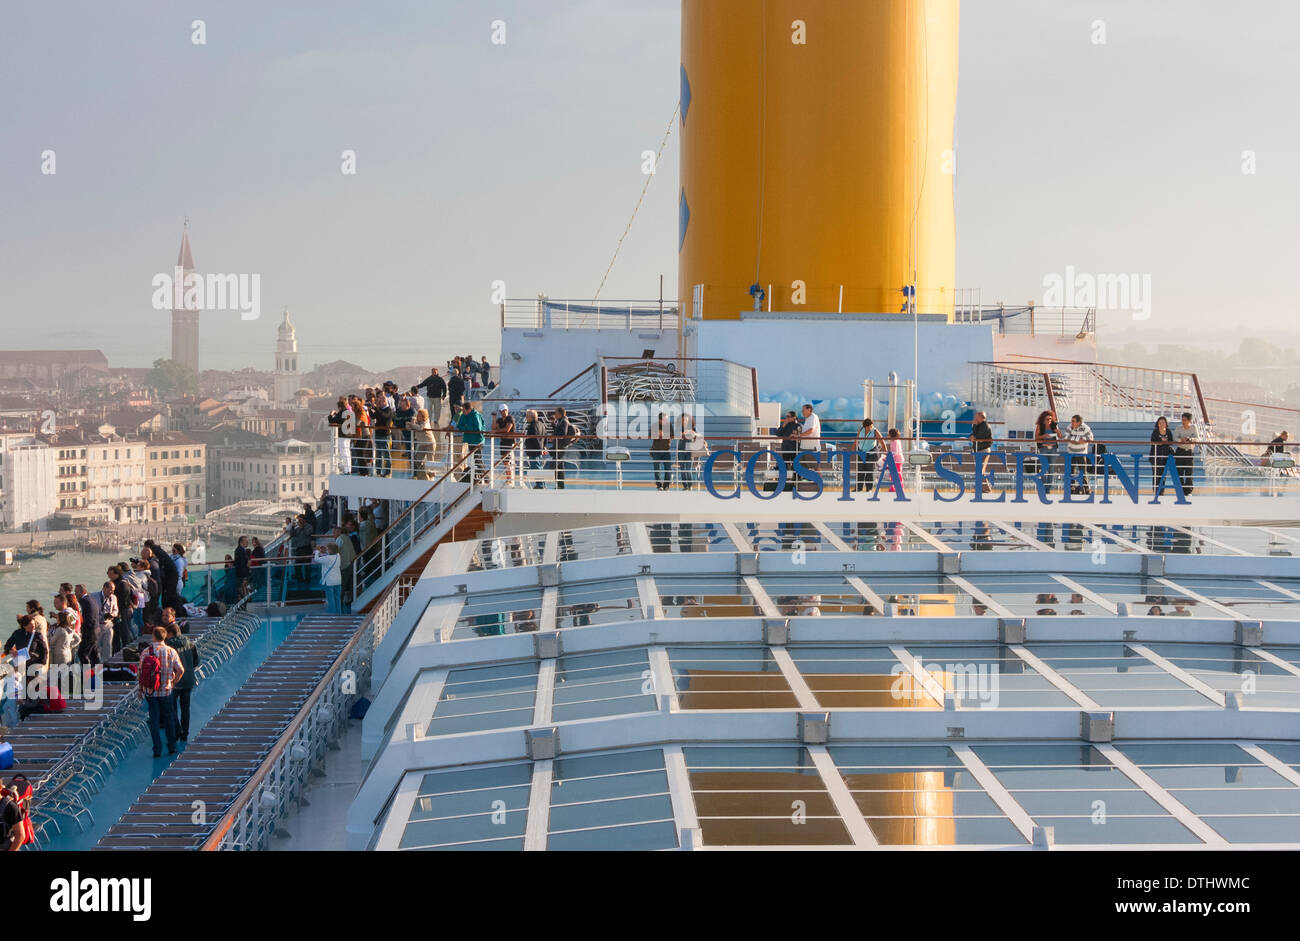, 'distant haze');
2,0,1297,371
